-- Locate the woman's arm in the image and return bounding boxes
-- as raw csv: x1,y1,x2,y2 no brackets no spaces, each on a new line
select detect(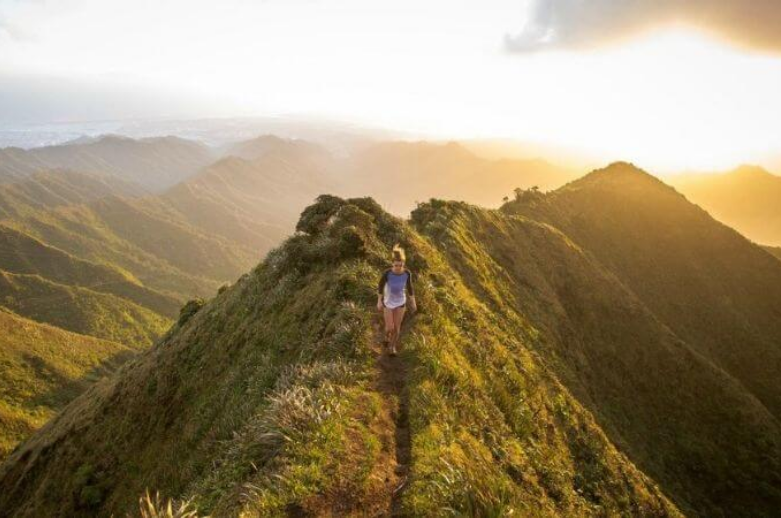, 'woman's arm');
377,270,387,310
406,270,417,312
